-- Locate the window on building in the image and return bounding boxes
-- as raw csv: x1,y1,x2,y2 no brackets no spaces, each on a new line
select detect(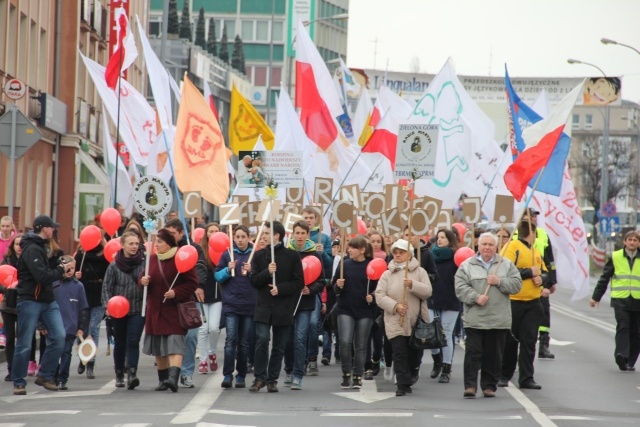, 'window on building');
224,20,236,38
76,151,110,239
270,67,282,87
585,114,593,130
572,114,580,130
256,21,269,41
149,21,161,36
254,66,267,86
272,21,283,42
242,21,253,40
